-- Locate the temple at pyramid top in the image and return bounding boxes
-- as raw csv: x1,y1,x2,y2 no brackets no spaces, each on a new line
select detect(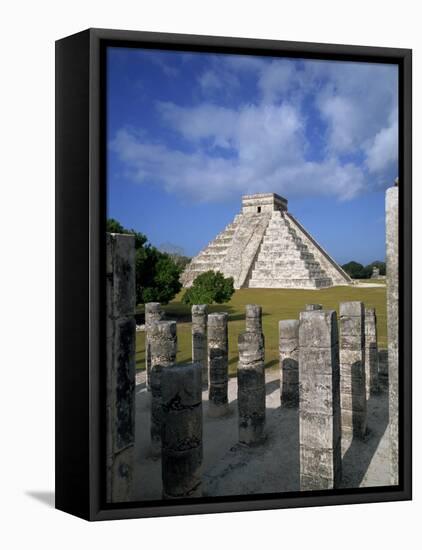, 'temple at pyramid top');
241,192,288,214
181,193,351,290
